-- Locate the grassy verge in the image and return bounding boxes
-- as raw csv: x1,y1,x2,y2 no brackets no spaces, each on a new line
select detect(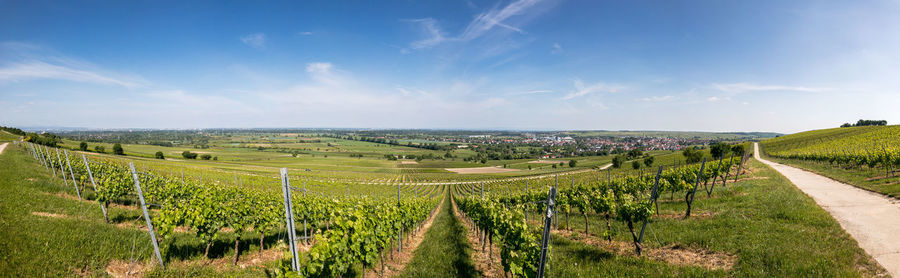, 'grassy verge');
399,190,479,278
763,155,900,198
538,159,885,277
0,143,279,277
